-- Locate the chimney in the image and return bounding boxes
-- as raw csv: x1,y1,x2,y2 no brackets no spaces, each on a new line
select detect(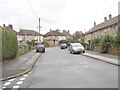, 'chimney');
3,24,5,27
9,24,13,29
63,30,65,32
94,21,96,27
109,14,112,19
68,30,69,33
104,17,107,22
